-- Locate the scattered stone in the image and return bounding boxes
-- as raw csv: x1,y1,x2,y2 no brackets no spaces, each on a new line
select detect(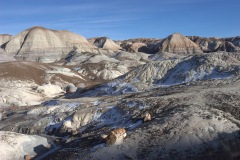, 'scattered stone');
105,128,127,145
24,155,32,160
66,84,77,93
54,138,64,145
143,112,151,122
101,134,108,139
